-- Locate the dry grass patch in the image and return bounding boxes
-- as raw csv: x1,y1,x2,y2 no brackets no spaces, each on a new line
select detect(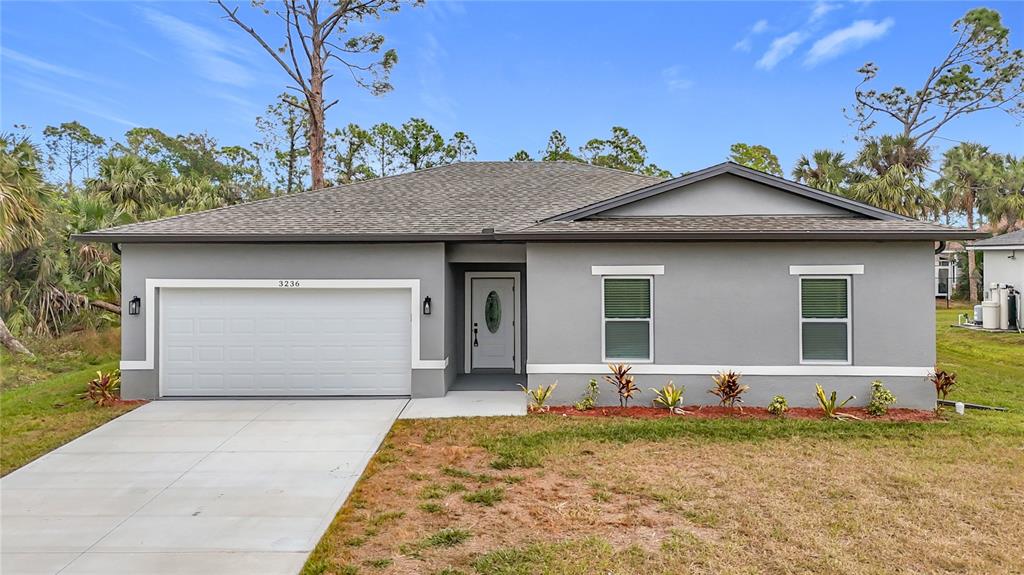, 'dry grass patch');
303,418,1024,575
